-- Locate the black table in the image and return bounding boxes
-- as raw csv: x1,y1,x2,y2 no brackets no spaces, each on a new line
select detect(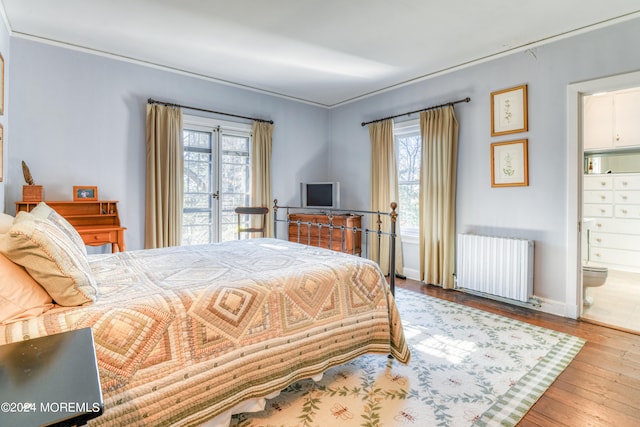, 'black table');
0,328,103,427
